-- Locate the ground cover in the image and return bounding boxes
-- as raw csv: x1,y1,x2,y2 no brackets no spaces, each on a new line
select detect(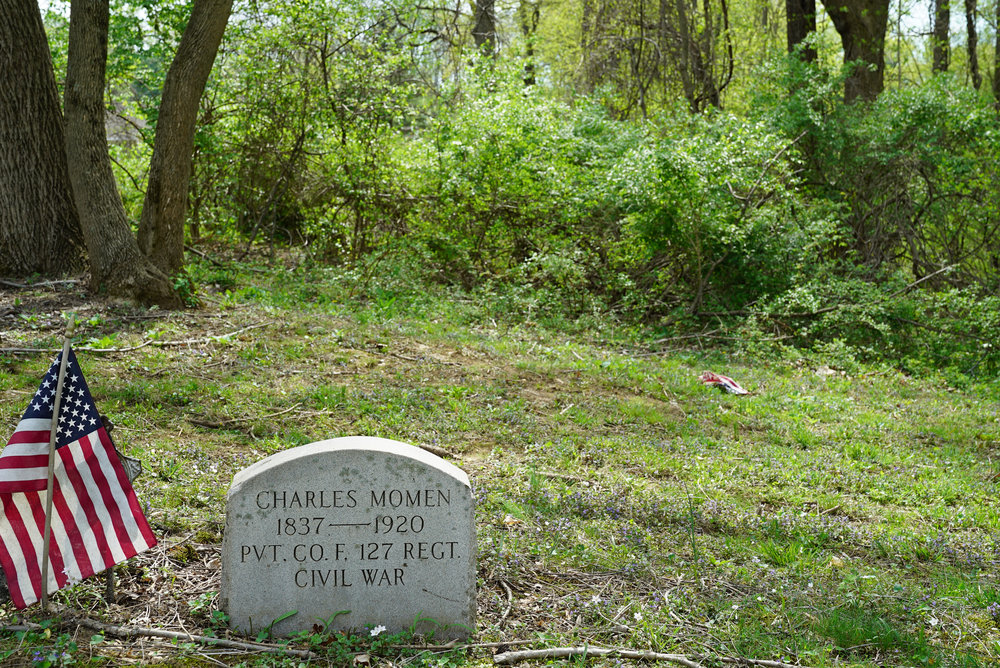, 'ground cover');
0,252,998,666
